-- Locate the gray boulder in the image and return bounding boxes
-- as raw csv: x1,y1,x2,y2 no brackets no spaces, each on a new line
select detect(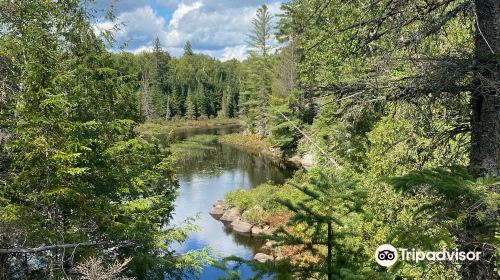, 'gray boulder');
254,253,274,263
263,240,277,250
209,205,225,220
220,207,239,224
302,154,315,170
230,219,253,235
251,226,264,236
